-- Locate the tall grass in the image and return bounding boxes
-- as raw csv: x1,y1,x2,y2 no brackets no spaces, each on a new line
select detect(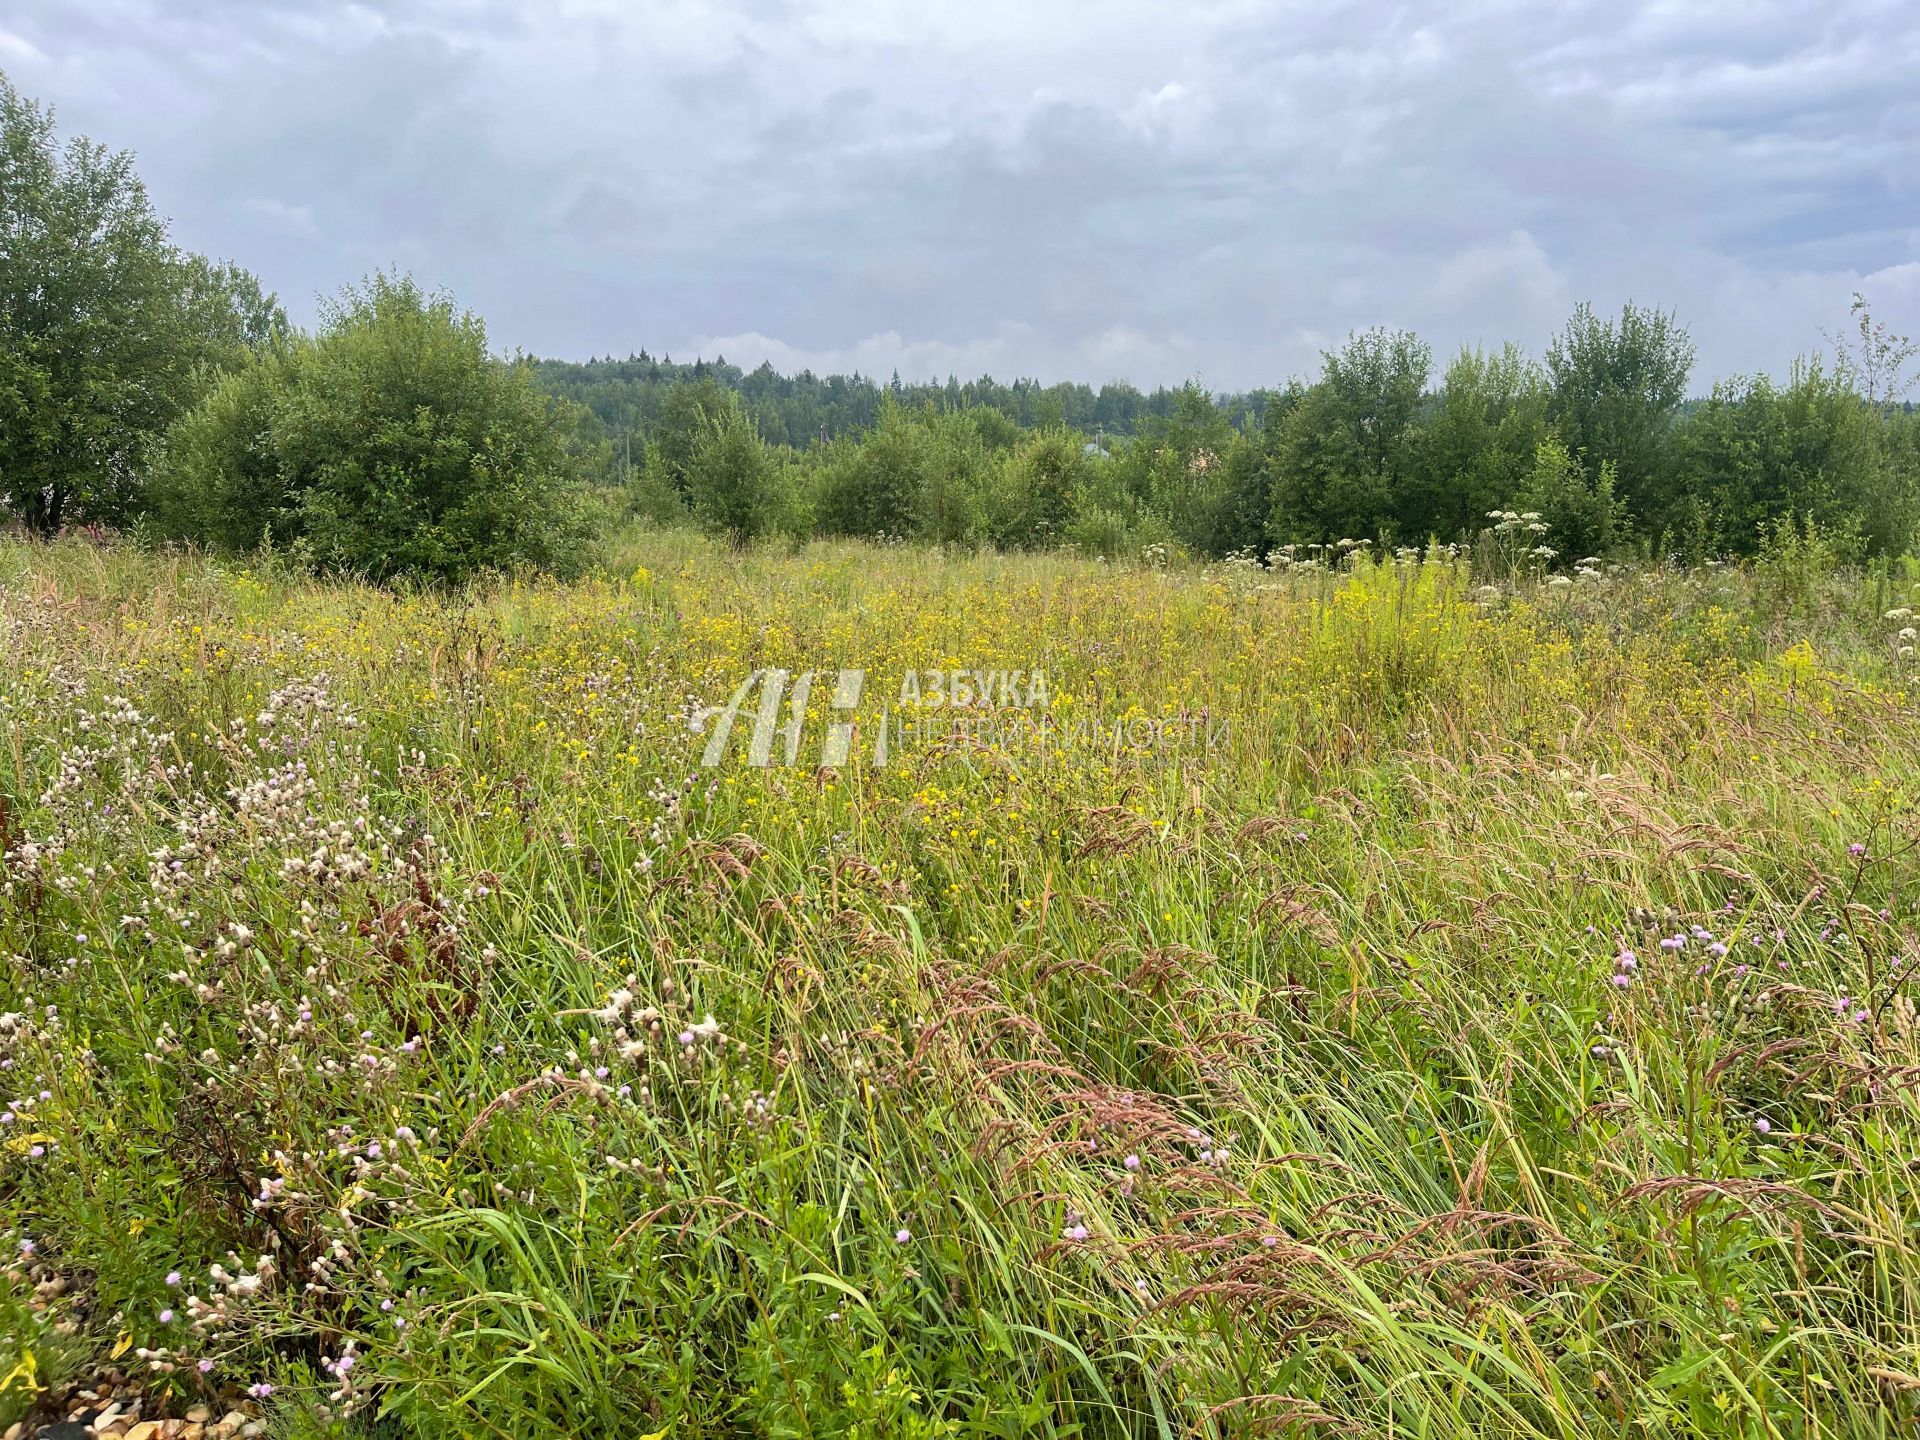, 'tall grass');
3,530,1919,1437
